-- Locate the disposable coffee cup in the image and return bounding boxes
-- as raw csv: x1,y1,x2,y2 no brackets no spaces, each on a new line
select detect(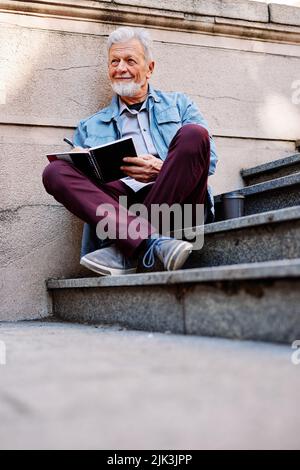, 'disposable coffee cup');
221,192,245,220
